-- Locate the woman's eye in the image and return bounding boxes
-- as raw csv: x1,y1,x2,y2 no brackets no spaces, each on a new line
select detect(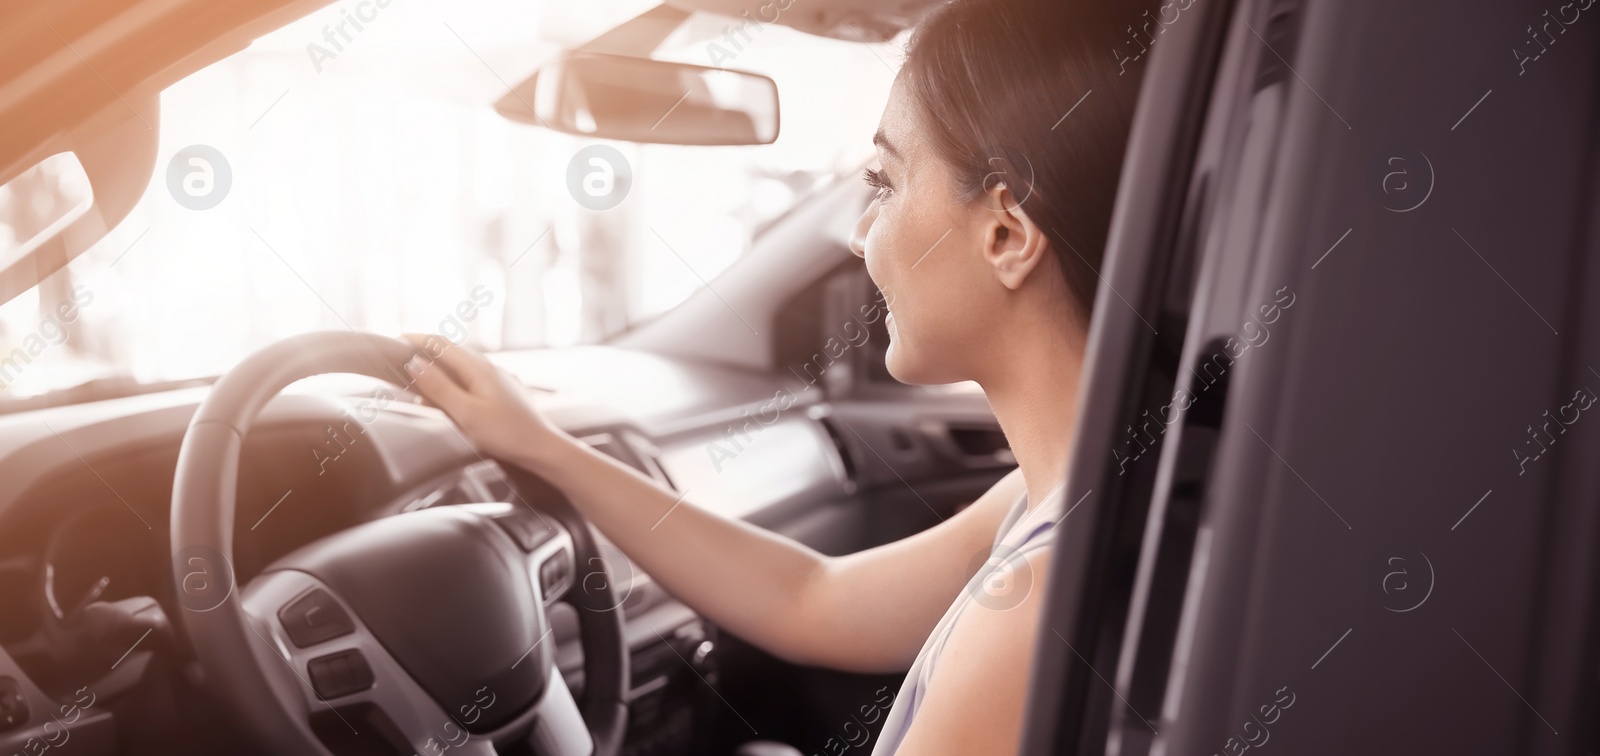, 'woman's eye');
862,167,894,199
